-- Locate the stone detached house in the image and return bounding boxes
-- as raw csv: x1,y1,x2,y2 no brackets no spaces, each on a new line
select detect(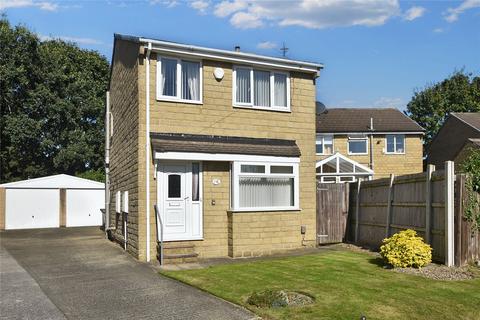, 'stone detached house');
105,34,323,263
427,112,480,169
315,108,424,182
